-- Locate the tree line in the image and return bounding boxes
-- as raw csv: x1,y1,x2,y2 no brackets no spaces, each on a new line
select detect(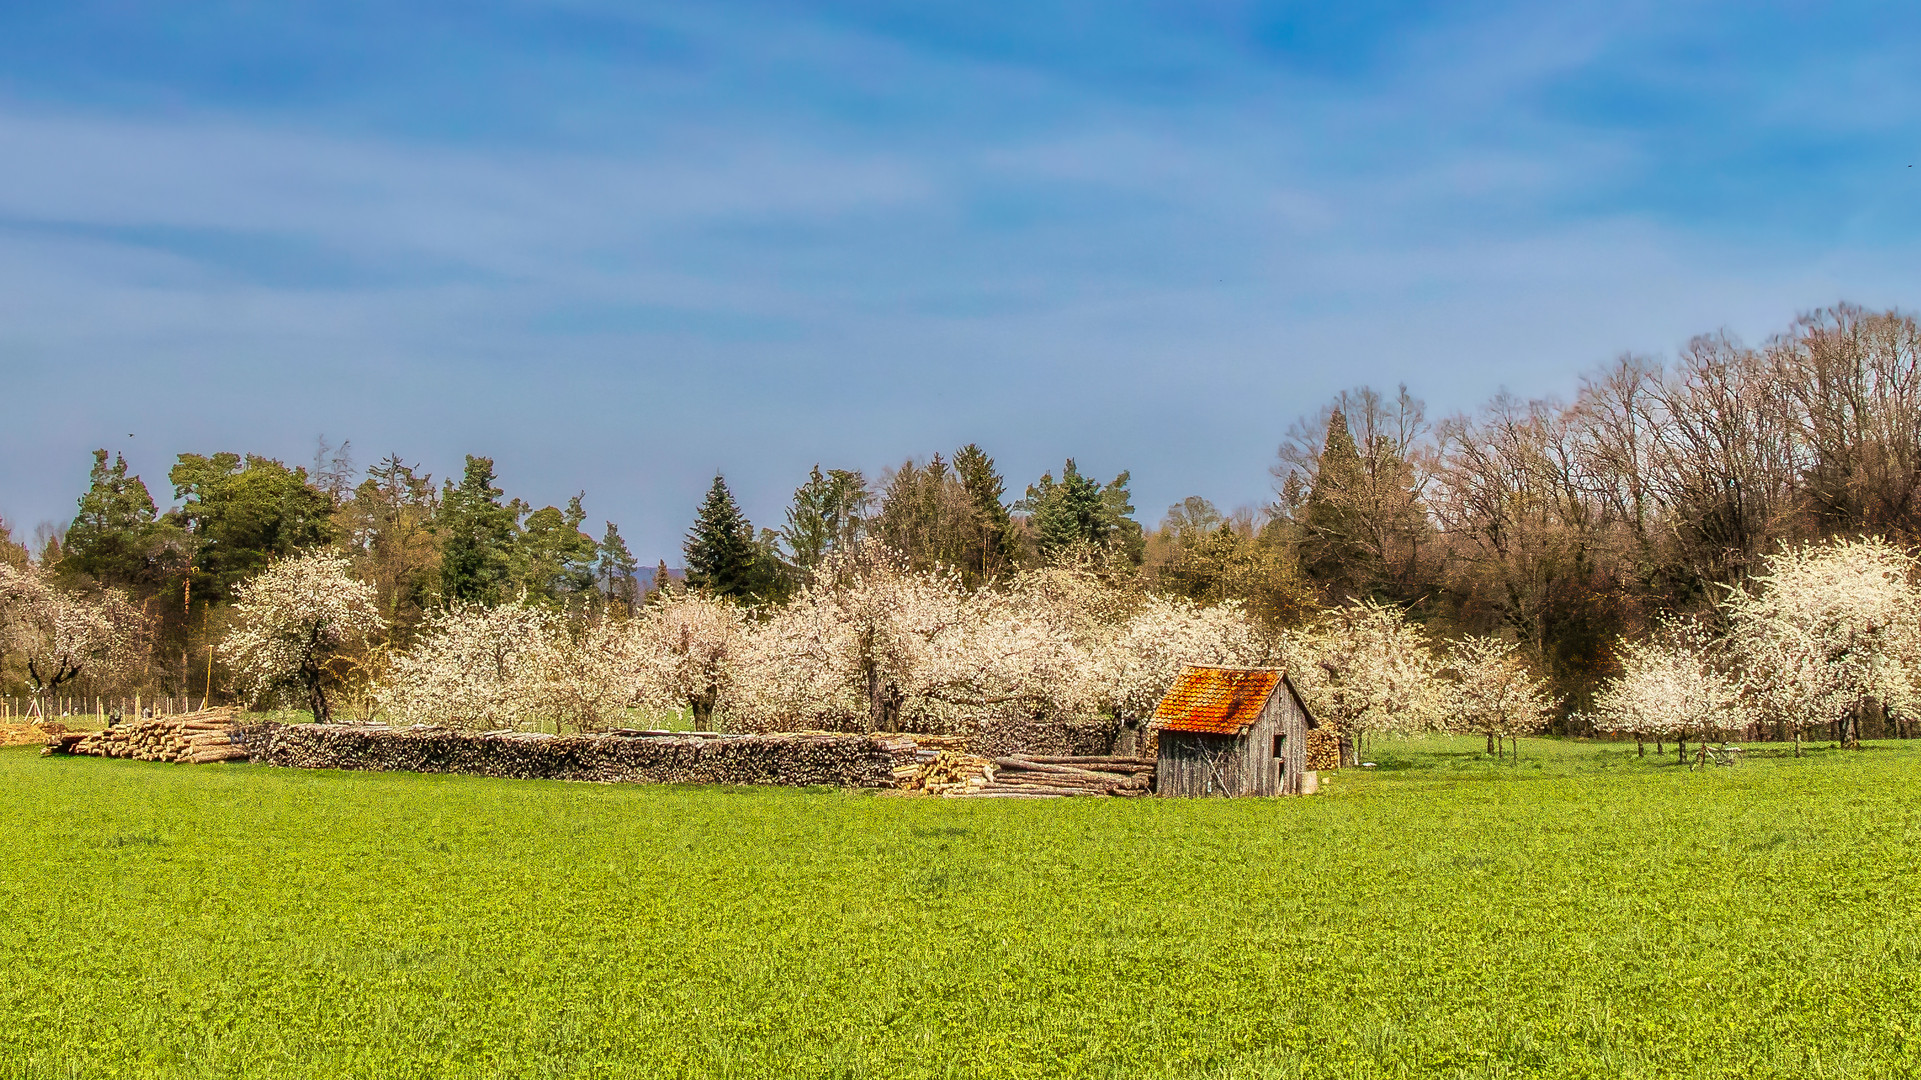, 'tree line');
5,300,1920,731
